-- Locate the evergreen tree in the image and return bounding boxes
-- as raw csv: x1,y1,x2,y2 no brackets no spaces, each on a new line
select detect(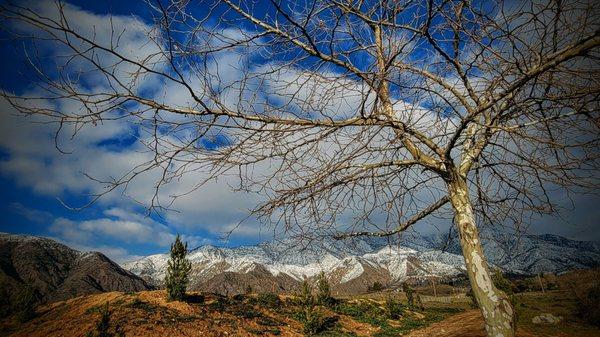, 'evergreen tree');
316,271,332,306
165,234,192,301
